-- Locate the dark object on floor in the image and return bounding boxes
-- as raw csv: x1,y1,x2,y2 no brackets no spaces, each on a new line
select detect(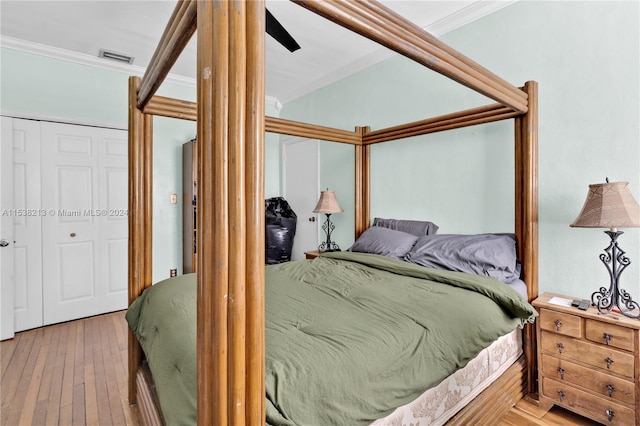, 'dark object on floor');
265,197,297,264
